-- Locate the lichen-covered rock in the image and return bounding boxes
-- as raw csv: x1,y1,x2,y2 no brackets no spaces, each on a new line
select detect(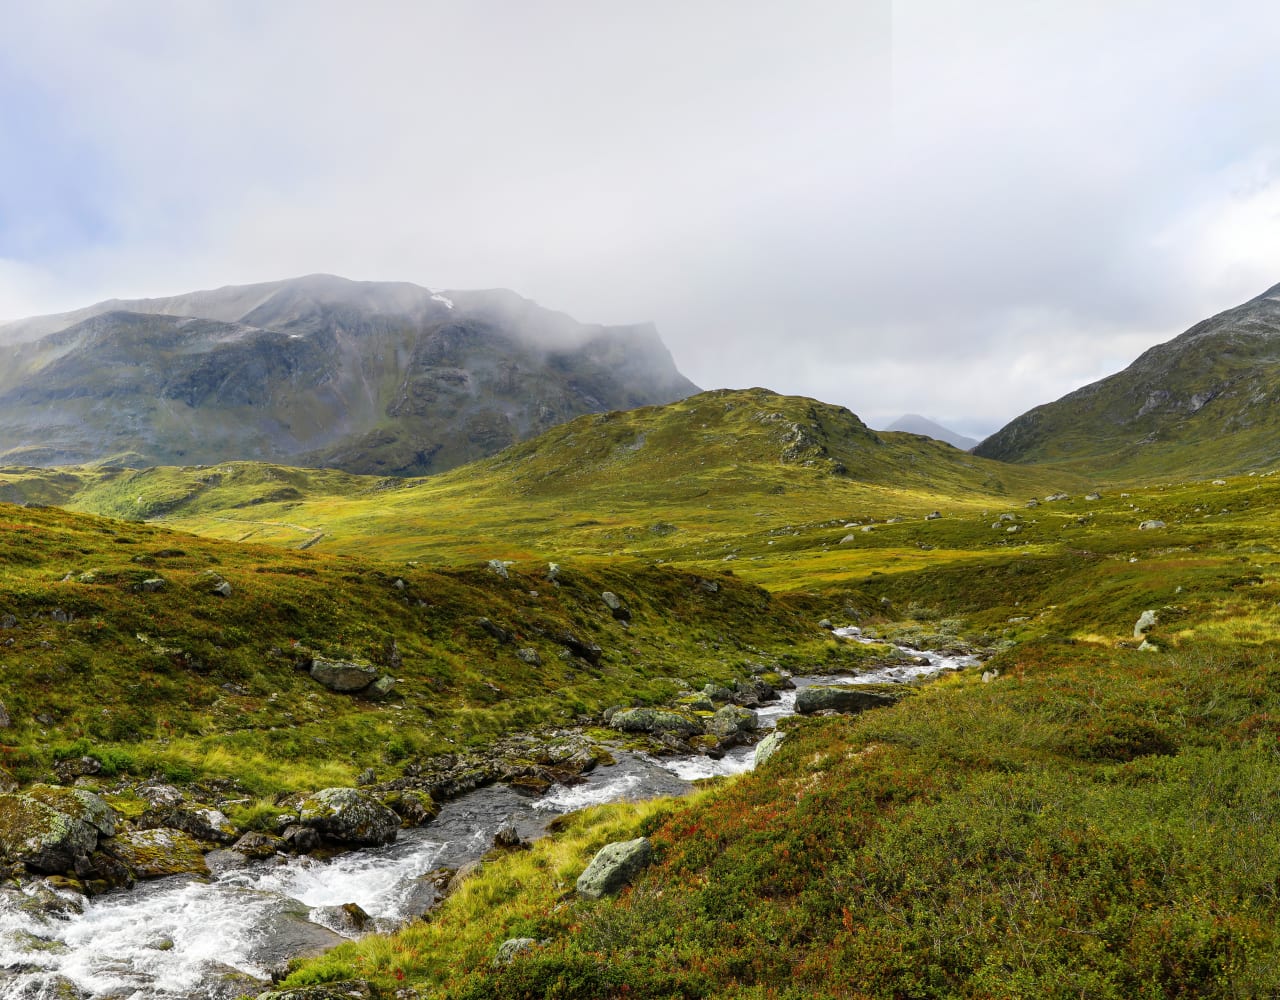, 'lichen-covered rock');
731,677,778,707
0,794,99,873
309,658,378,693
157,804,237,844
795,687,897,715
494,937,538,966
102,828,210,878
706,704,758,739
361,675,396,700
702,683,735,704
232,831,286,859
754,731,785,767
609,708,701,738
576,837,652,899
25,785,117,837
256,981,381,1000
297,788,399,846
381,789,439,827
